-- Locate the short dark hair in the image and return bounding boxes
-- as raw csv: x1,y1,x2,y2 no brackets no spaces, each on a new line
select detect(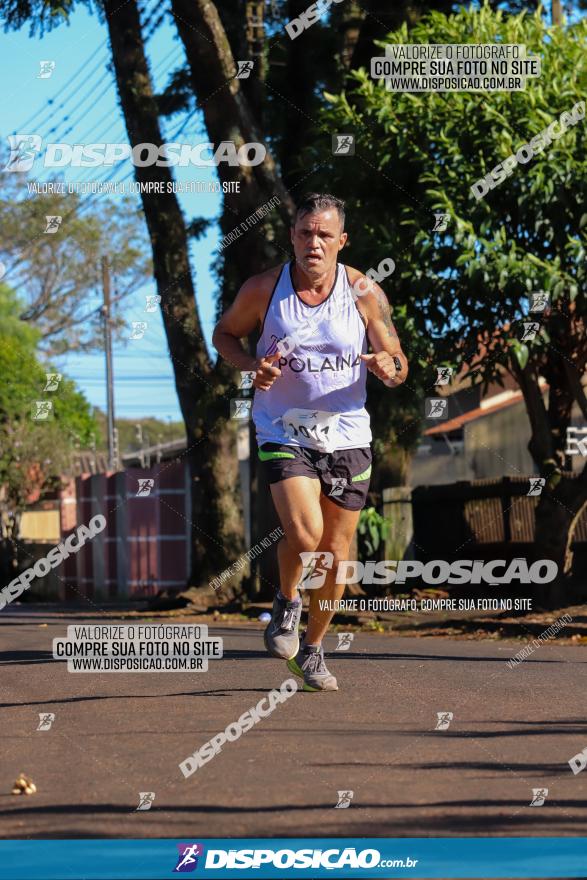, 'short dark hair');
294,193,345,231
